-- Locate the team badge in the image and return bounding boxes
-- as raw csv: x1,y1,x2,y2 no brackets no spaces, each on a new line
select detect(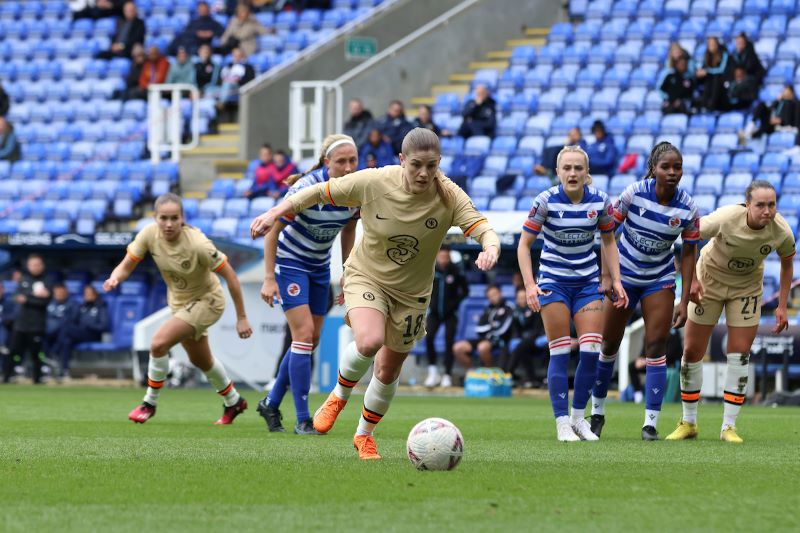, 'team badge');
363,292,375,301
181,260,191,270
669,217,681,228
587,209,597,219
287,283,301,297
760,244,772,255
425,218,438,229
